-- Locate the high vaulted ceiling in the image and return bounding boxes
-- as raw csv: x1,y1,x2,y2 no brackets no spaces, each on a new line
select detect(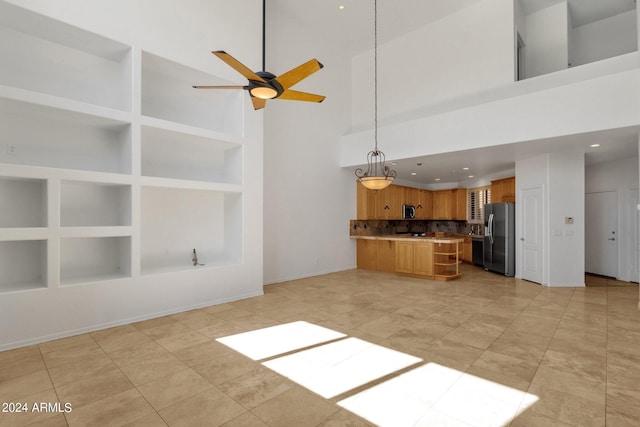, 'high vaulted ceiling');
271,0,638,186
272,0,636,57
